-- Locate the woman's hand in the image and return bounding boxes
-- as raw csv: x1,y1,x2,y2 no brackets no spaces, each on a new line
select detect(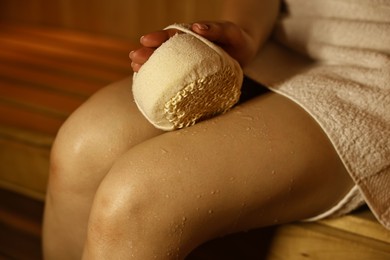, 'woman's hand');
129,21,258,72
129,29,179,72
